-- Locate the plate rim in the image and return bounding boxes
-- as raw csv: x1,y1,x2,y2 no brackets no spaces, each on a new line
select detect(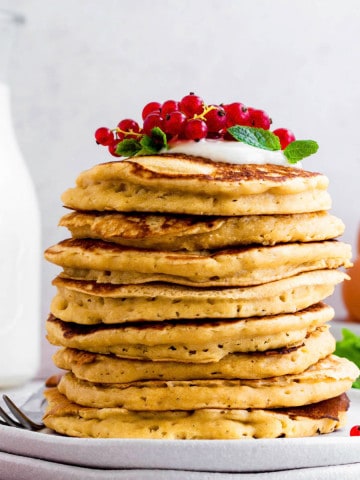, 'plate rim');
0,390,359,472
